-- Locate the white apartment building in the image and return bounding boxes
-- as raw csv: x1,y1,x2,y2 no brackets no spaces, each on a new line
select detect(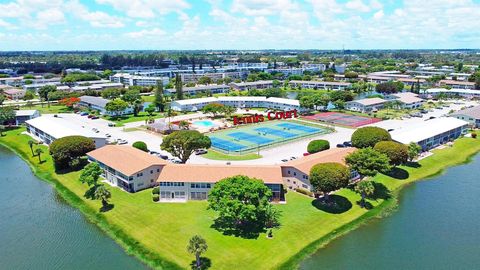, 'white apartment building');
289,80,351,90
170,96,301,112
